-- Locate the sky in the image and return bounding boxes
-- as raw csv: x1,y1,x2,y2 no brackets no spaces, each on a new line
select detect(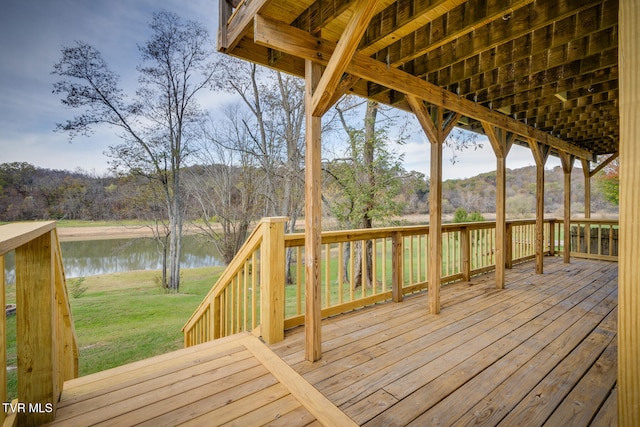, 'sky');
0,0,563,180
